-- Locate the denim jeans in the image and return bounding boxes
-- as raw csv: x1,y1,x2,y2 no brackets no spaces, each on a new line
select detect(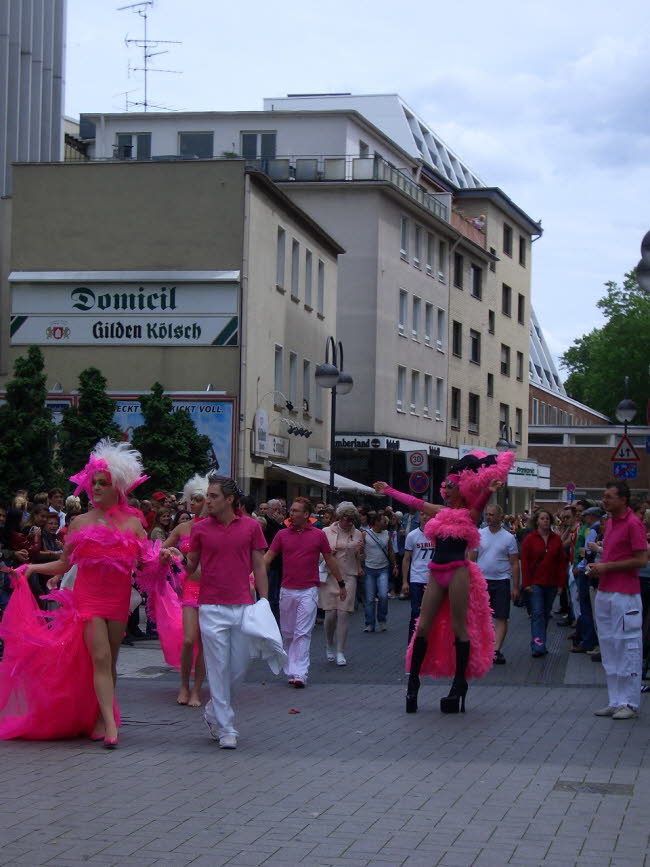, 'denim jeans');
364,566,389,628
408,582,427,641
575,571,597,650
529,585,557,653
